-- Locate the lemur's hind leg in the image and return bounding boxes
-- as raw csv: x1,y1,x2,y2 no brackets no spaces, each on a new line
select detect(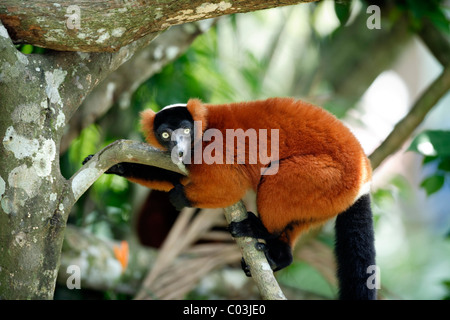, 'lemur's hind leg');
228,211,293,276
